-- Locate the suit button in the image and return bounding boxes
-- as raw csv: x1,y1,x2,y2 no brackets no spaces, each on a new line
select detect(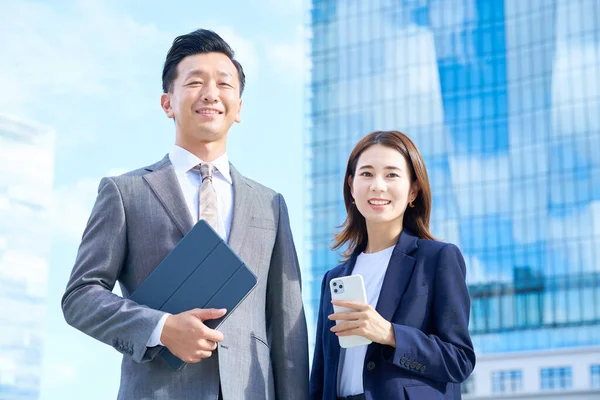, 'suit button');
420,365,427,372
410,361,418,369
366,361,376,371
400,357,407,365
